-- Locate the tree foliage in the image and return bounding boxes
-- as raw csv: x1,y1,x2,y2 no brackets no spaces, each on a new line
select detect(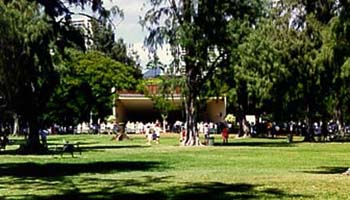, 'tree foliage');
225,0,350,140
45,49,140,127
0,0,58,151
90,20,140,67
143,0,264,145
270,0,350,126
0,0,112,152
143,0,350,142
